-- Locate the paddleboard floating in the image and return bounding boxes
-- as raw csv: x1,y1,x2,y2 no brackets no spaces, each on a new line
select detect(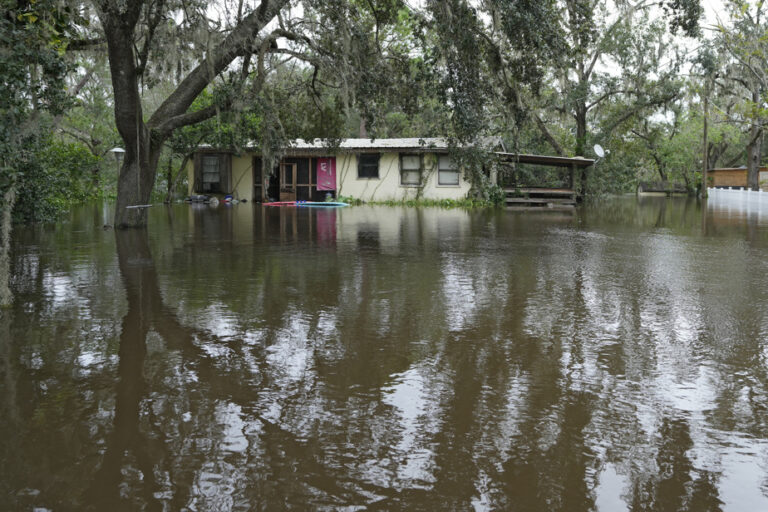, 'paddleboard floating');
263,201,349,207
